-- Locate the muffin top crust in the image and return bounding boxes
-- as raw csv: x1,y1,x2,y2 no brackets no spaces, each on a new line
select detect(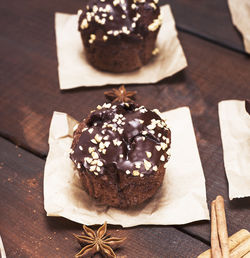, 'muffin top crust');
78,0,162,45
70,102,171,178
